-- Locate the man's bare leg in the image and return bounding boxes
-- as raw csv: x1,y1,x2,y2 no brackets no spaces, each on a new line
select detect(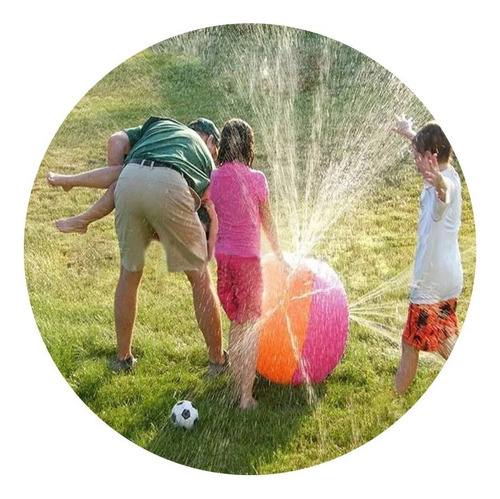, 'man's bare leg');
55,182,117,233
185,266,223,365
114,266,143,361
